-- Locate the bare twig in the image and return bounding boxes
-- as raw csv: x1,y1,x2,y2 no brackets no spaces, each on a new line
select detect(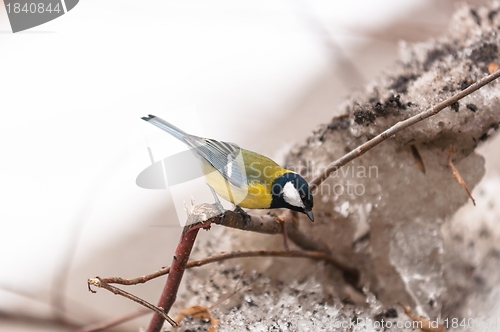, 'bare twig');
0,284,92,325
448,146,476,205
100,249,359,289
87,277,177,327
146,226,200,332
86,208,331,332
410,145,426,174
309,69,500,191
214,210,328,252
0,310,80,330
209,273,246,309
72,308,149,332
87,247,359,331
95,211,332,285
